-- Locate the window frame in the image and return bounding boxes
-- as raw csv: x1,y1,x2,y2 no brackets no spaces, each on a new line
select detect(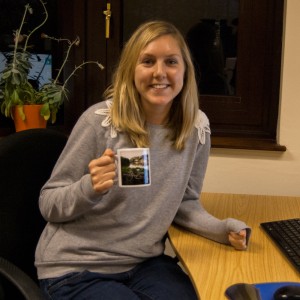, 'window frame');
198,0,286,151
